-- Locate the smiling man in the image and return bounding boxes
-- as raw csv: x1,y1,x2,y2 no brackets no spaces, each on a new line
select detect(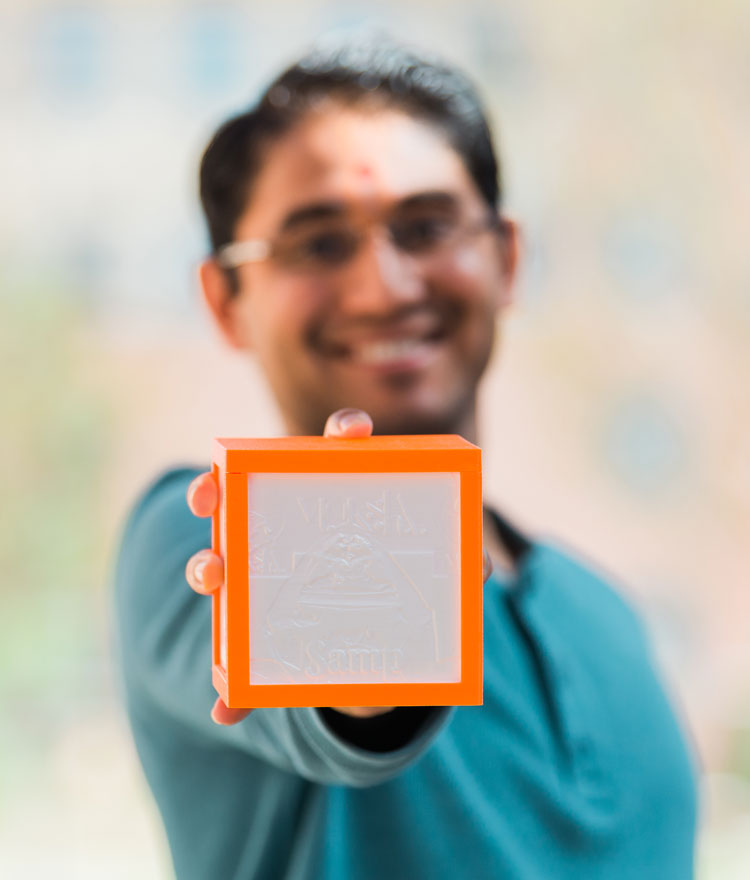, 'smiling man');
199,80,513,442
114,40,697,880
